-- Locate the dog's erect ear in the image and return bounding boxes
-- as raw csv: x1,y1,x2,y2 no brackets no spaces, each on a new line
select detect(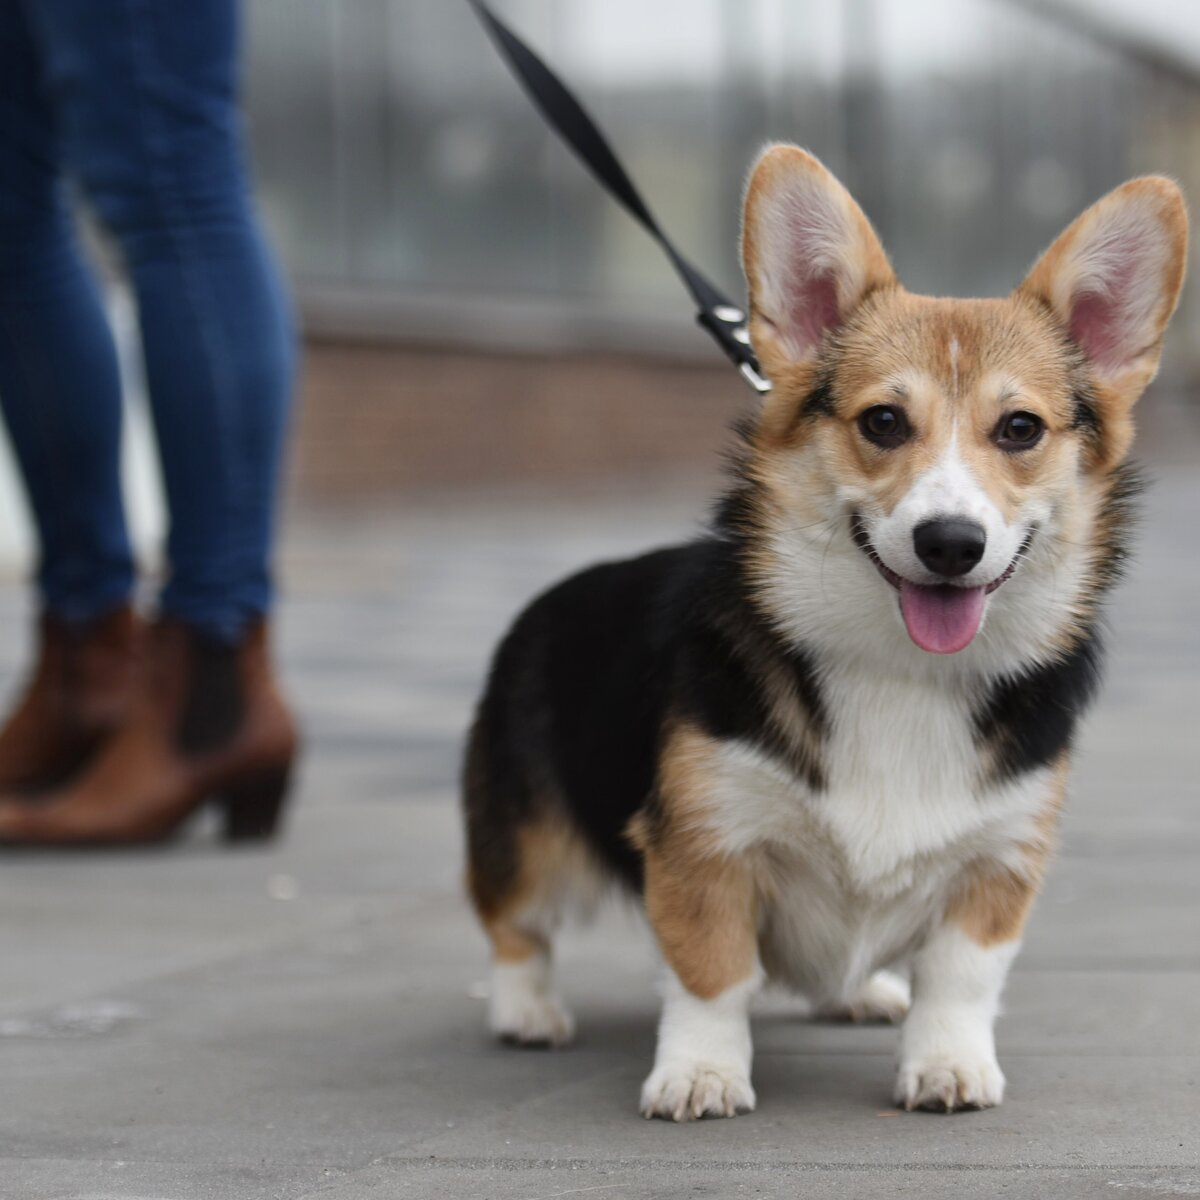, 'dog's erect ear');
742,145,895,380
1020,177,1188,420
